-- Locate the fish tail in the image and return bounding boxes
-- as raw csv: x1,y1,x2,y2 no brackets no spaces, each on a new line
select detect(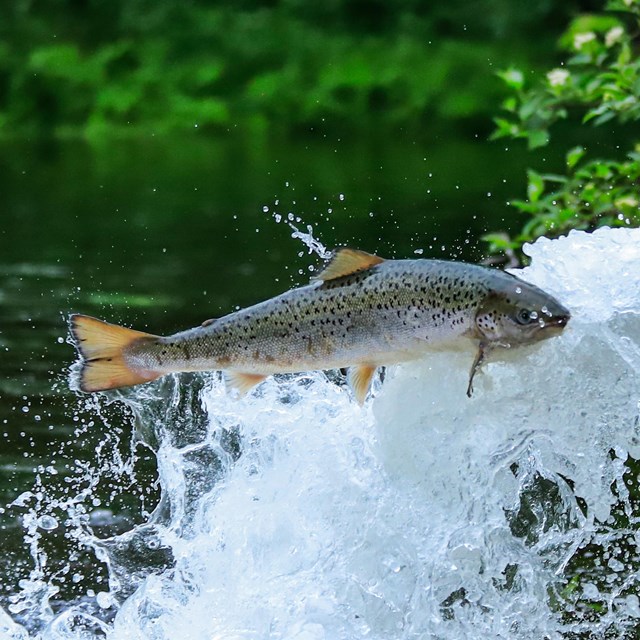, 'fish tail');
69,314,162,392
